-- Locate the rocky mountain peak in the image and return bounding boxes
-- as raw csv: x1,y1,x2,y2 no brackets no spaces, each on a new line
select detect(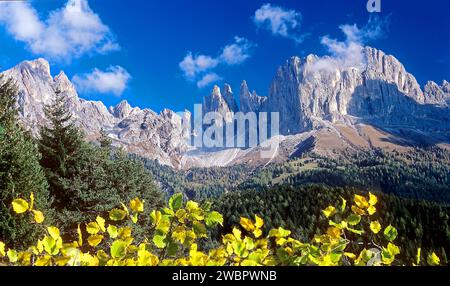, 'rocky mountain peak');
203,85,234,122
222,83,238,112
424,80,450,106
112,100,133,119
443,80,450,93
1,47,449,169
239,80,267,113
53,71,77,98
22,58,51,77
